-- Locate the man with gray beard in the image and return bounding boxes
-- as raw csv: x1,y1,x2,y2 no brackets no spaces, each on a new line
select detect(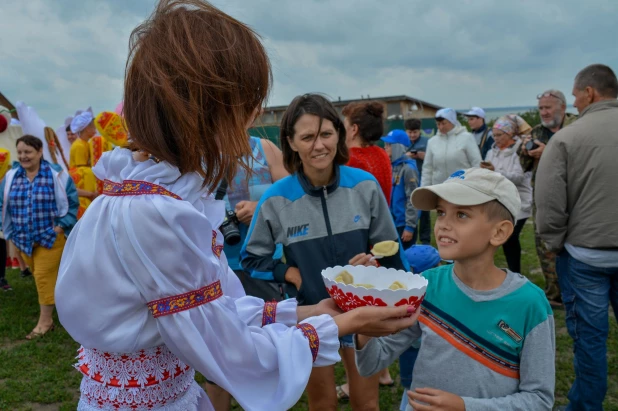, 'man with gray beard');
518,90,577,307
